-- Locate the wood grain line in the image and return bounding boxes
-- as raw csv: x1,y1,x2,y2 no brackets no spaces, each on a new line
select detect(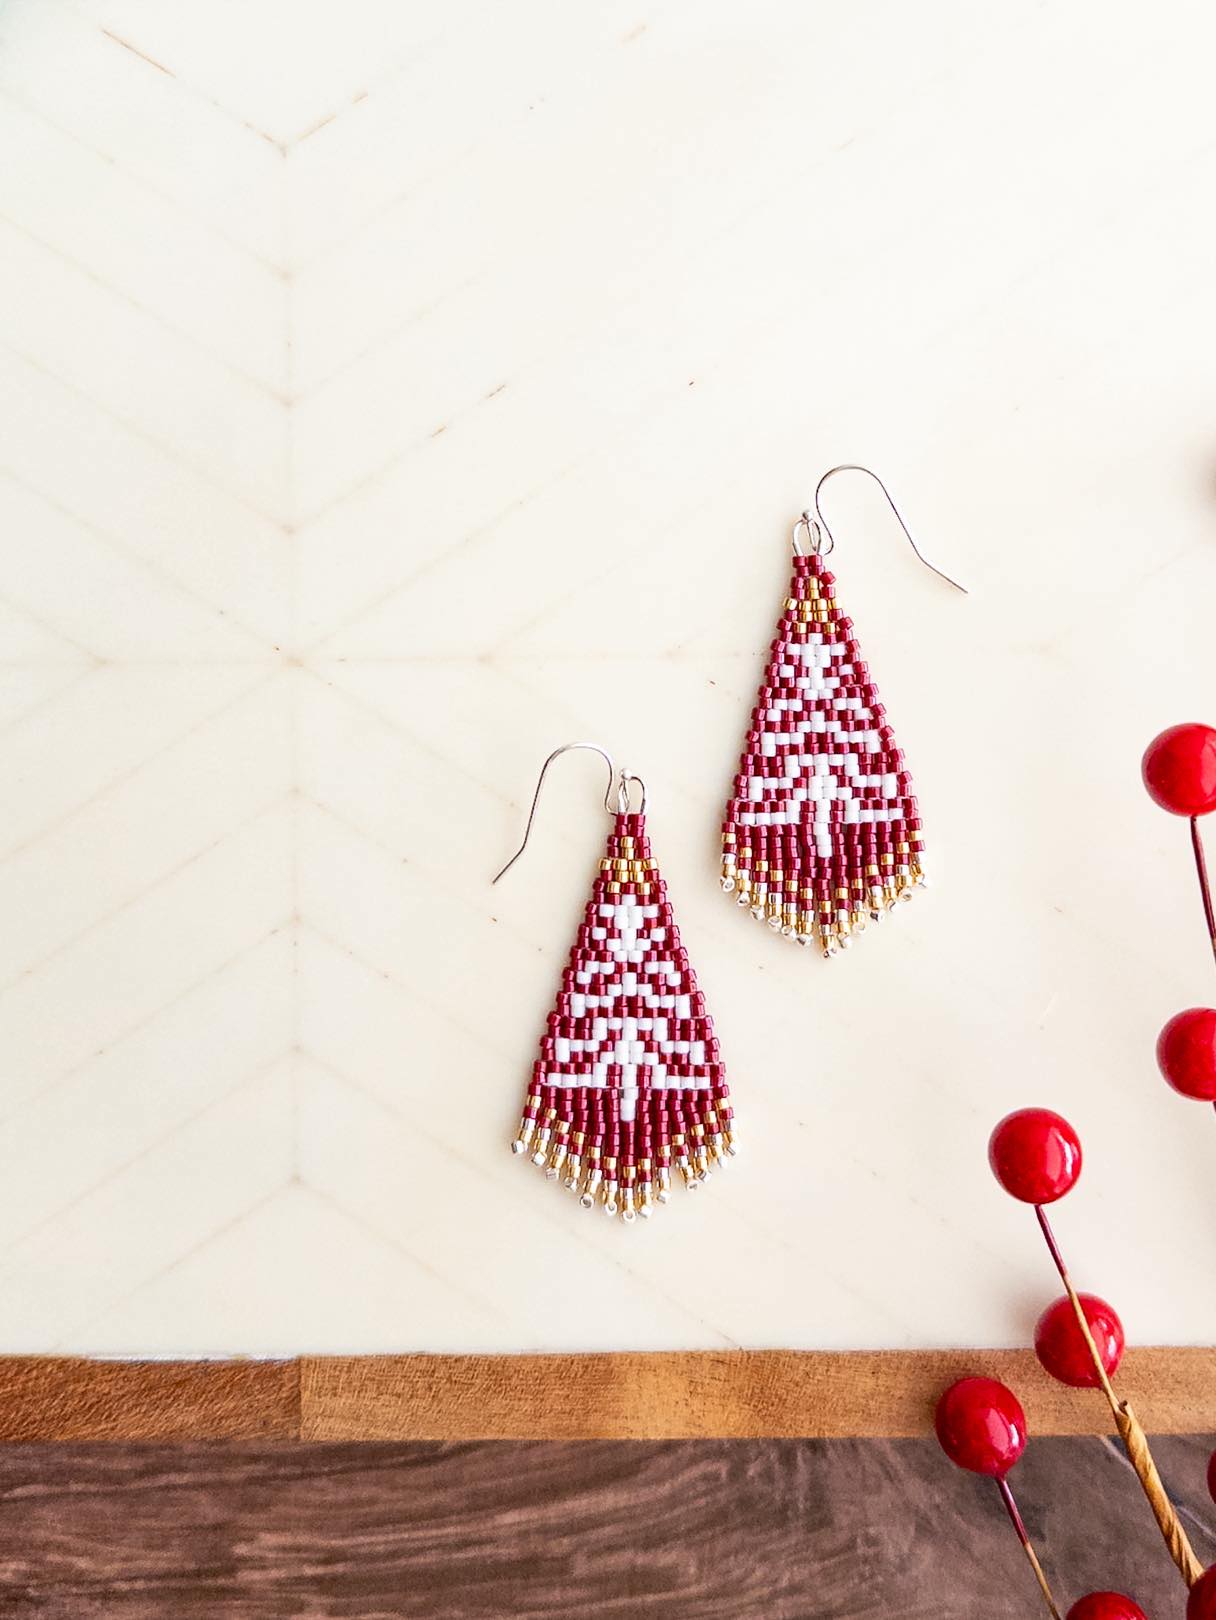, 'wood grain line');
4,1437,1212,1617
0,1355,298,1440
3,1350,1215,1441
299,1349,1216,1440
